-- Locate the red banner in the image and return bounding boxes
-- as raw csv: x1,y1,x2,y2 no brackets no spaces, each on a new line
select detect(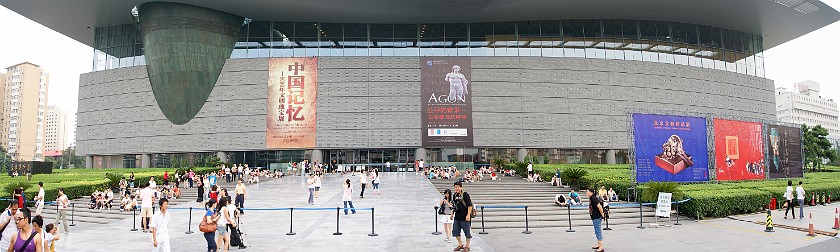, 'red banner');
714,119,764,180
266,58,318,148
